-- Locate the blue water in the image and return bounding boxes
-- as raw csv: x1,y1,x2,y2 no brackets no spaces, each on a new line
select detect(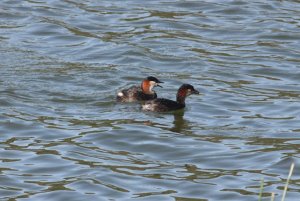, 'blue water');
1,0,300,200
